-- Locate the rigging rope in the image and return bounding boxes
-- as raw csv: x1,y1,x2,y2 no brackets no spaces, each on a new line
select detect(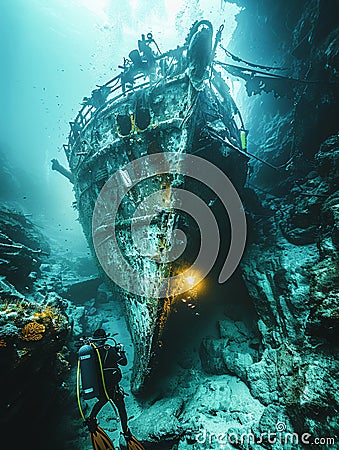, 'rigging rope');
215,60,339,85
220,45,288,71
93,344,119,418
207,128,286,171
